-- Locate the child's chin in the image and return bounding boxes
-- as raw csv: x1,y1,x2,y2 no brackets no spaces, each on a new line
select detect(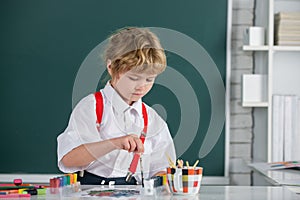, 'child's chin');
132,94,143,99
